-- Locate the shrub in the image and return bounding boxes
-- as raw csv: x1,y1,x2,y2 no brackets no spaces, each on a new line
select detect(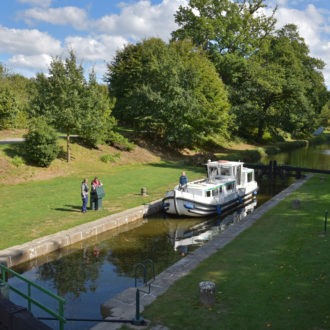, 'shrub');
11,155,25,167
24,118,60,167
105,131,135,151
100,153,121,163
